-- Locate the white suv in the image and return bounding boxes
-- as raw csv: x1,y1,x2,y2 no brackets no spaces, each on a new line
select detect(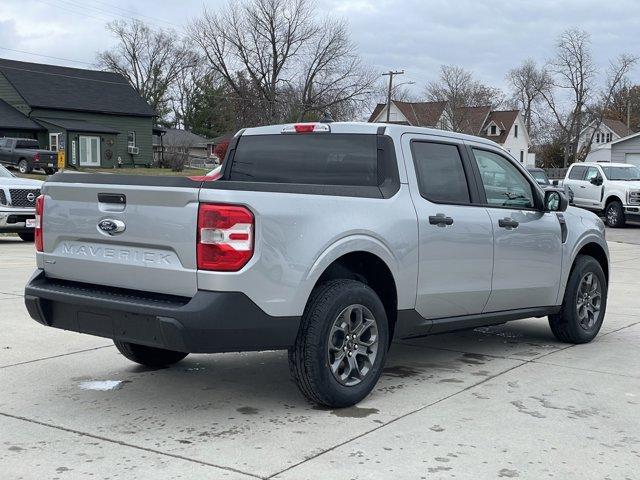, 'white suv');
564,162,640,227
